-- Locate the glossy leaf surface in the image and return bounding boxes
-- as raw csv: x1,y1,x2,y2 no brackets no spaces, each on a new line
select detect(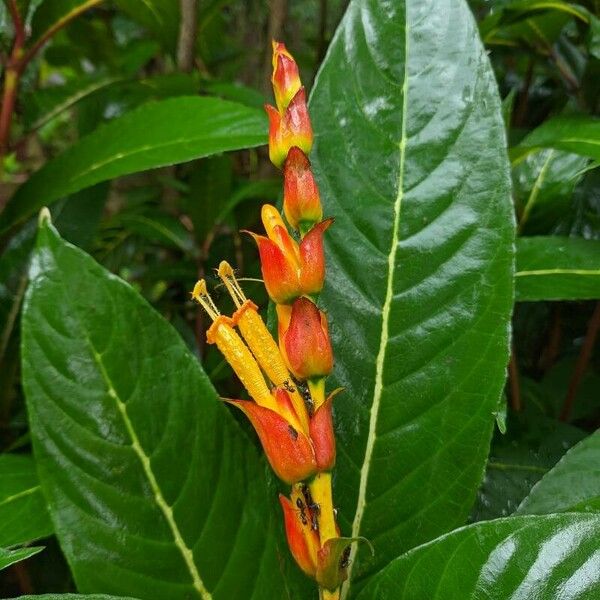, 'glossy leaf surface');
21,221,298,600
0,97,267,234
518,430,600,515
0,454,53,547
357,513,600,599
310,0,514,594
515,236,600,301
0,546,44,571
